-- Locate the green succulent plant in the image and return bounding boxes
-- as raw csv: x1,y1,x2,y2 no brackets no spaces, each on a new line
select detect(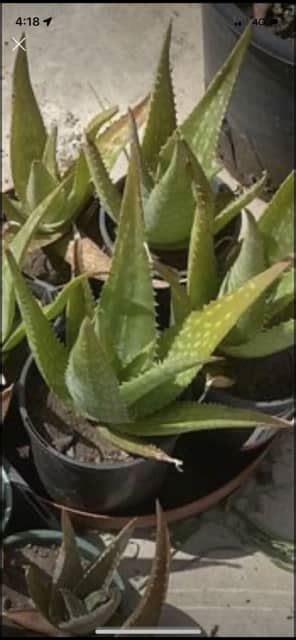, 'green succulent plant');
84,22,267,251
2,34,149,248
157,170,295,363
24,503,170,634
6,136,291,462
